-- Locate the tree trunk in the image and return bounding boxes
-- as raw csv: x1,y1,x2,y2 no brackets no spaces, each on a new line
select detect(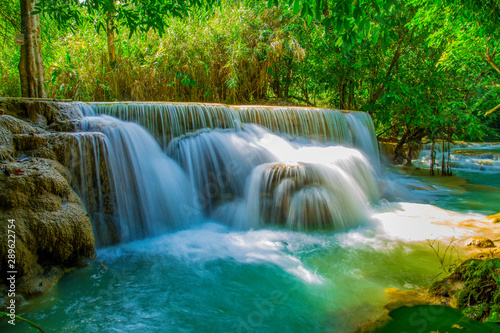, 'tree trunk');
106,1,117,68
106,0,118,99
19,0,46,98
447,140,452,176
